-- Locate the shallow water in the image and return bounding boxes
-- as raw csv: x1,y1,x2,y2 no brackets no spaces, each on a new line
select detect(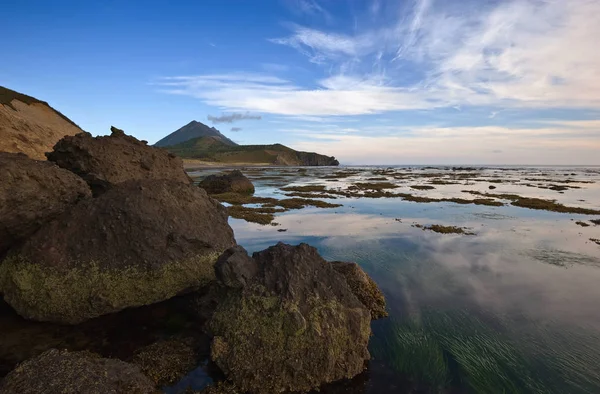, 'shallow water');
208,165,600,393
2,166,600,393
